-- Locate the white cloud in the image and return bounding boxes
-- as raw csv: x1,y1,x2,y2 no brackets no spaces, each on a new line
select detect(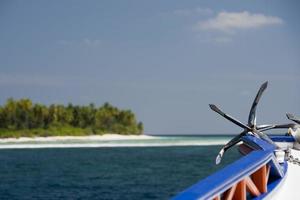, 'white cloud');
196,11,283,33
